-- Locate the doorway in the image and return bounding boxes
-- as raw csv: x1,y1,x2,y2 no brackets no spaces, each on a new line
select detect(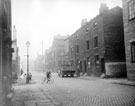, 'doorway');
84,60,87,73
100,58,105,73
